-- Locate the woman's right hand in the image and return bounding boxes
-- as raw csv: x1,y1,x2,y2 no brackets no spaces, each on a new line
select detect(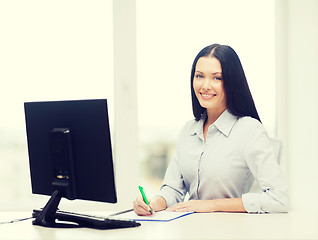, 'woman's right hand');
133,195,153,216
133,196,167,216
